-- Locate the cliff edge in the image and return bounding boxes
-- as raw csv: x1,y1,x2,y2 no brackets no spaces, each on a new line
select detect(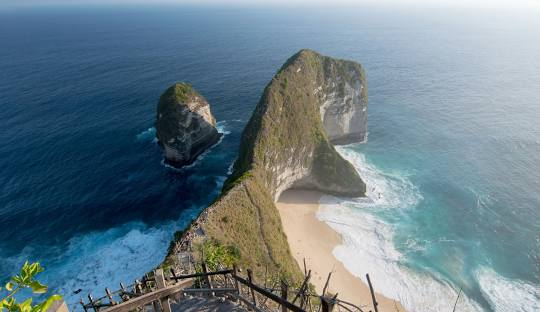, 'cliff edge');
155,83,222,168
164,50,367,282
